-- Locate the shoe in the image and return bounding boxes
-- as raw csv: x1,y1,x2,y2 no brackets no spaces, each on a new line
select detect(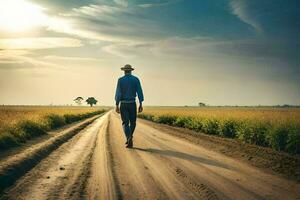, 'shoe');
125,136,130,145
126,137,133,148
126,142,133,148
